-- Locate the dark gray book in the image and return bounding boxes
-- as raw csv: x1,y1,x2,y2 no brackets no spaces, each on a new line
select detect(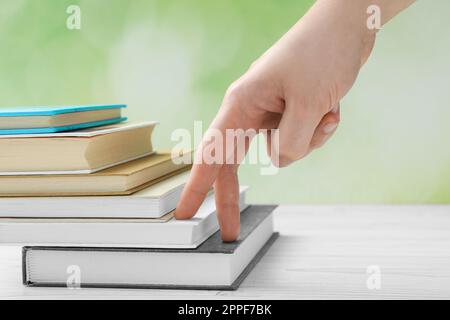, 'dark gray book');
23,205,278,290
